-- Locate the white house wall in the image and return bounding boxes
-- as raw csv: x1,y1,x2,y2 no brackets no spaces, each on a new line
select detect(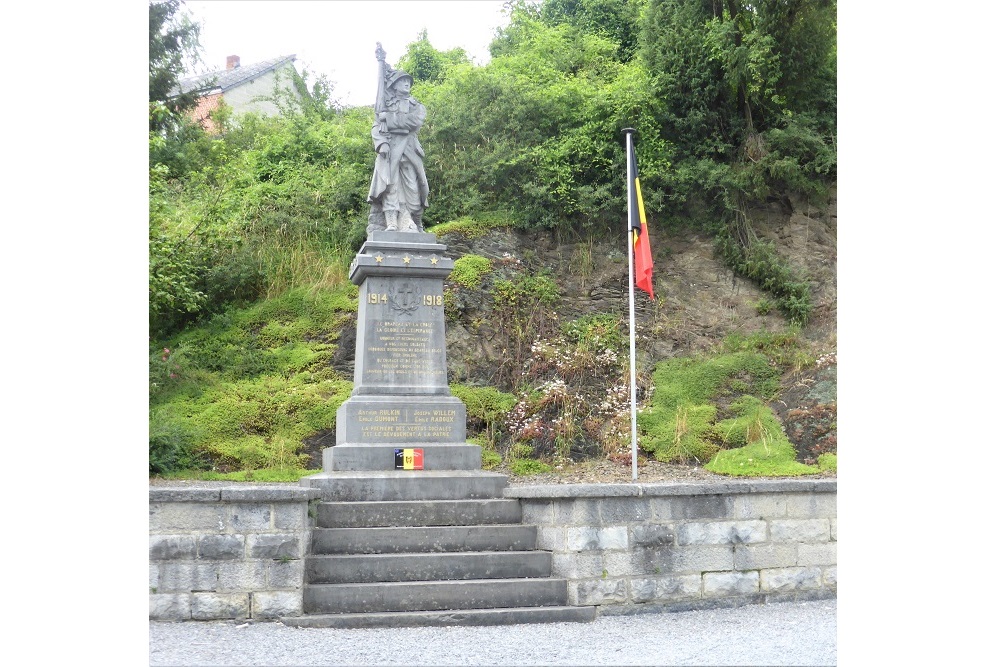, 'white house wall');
224,64,301,118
